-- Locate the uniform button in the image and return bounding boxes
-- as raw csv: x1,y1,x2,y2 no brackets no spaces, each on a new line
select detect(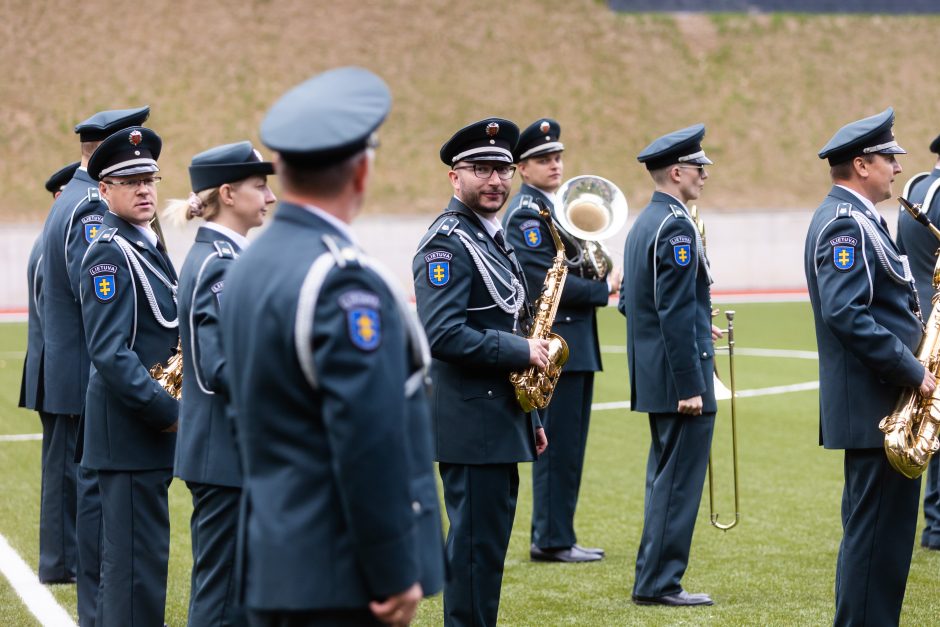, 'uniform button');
564,316,571,322
702,352,708,358
412,501,421,514
487,390,493,397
